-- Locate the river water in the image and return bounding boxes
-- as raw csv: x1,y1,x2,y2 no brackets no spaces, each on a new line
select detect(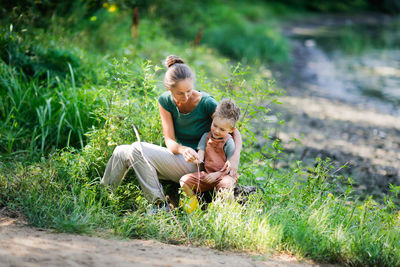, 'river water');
283,14,400,113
